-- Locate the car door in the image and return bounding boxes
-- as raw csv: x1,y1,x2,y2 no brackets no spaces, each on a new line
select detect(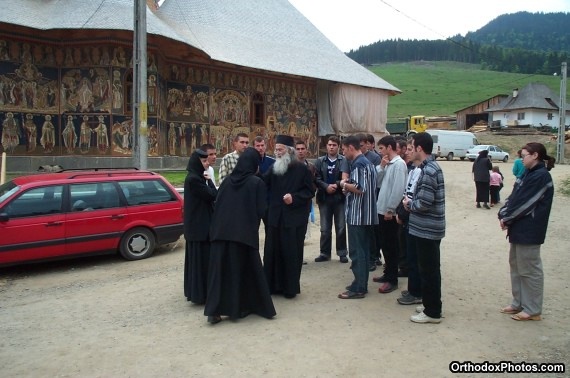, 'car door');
488,146,496,160
65,182,128,255
0,185,66,265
